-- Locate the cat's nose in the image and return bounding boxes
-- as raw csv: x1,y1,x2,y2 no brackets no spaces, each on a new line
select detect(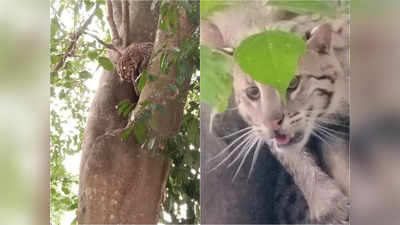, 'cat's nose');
270,113,284,130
